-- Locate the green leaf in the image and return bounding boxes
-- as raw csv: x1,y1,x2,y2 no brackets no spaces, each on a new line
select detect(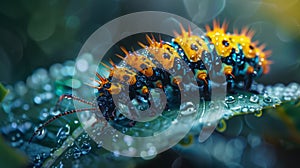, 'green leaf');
0,136,28,168
0,83,9,102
